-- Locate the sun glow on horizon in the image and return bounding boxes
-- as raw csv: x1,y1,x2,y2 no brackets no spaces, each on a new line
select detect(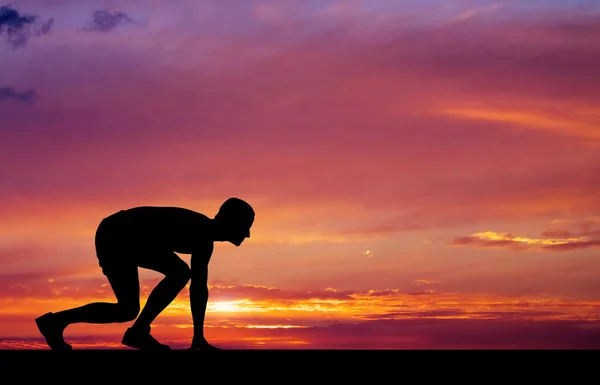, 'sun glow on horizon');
209,301,248,313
